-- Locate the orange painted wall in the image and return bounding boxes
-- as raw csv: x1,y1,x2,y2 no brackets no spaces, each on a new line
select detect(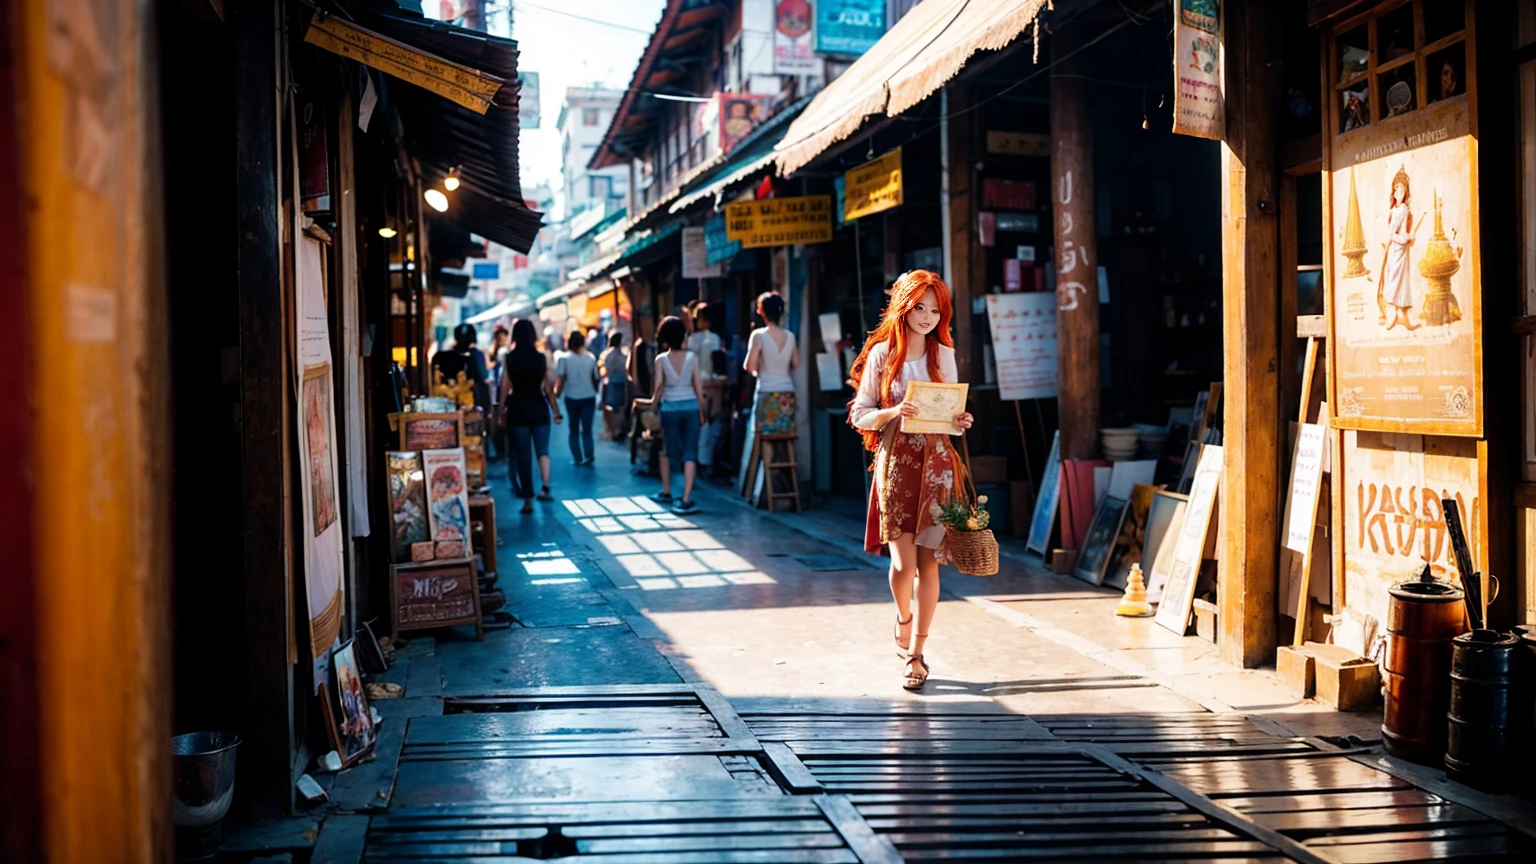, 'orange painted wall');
18,1,171,861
